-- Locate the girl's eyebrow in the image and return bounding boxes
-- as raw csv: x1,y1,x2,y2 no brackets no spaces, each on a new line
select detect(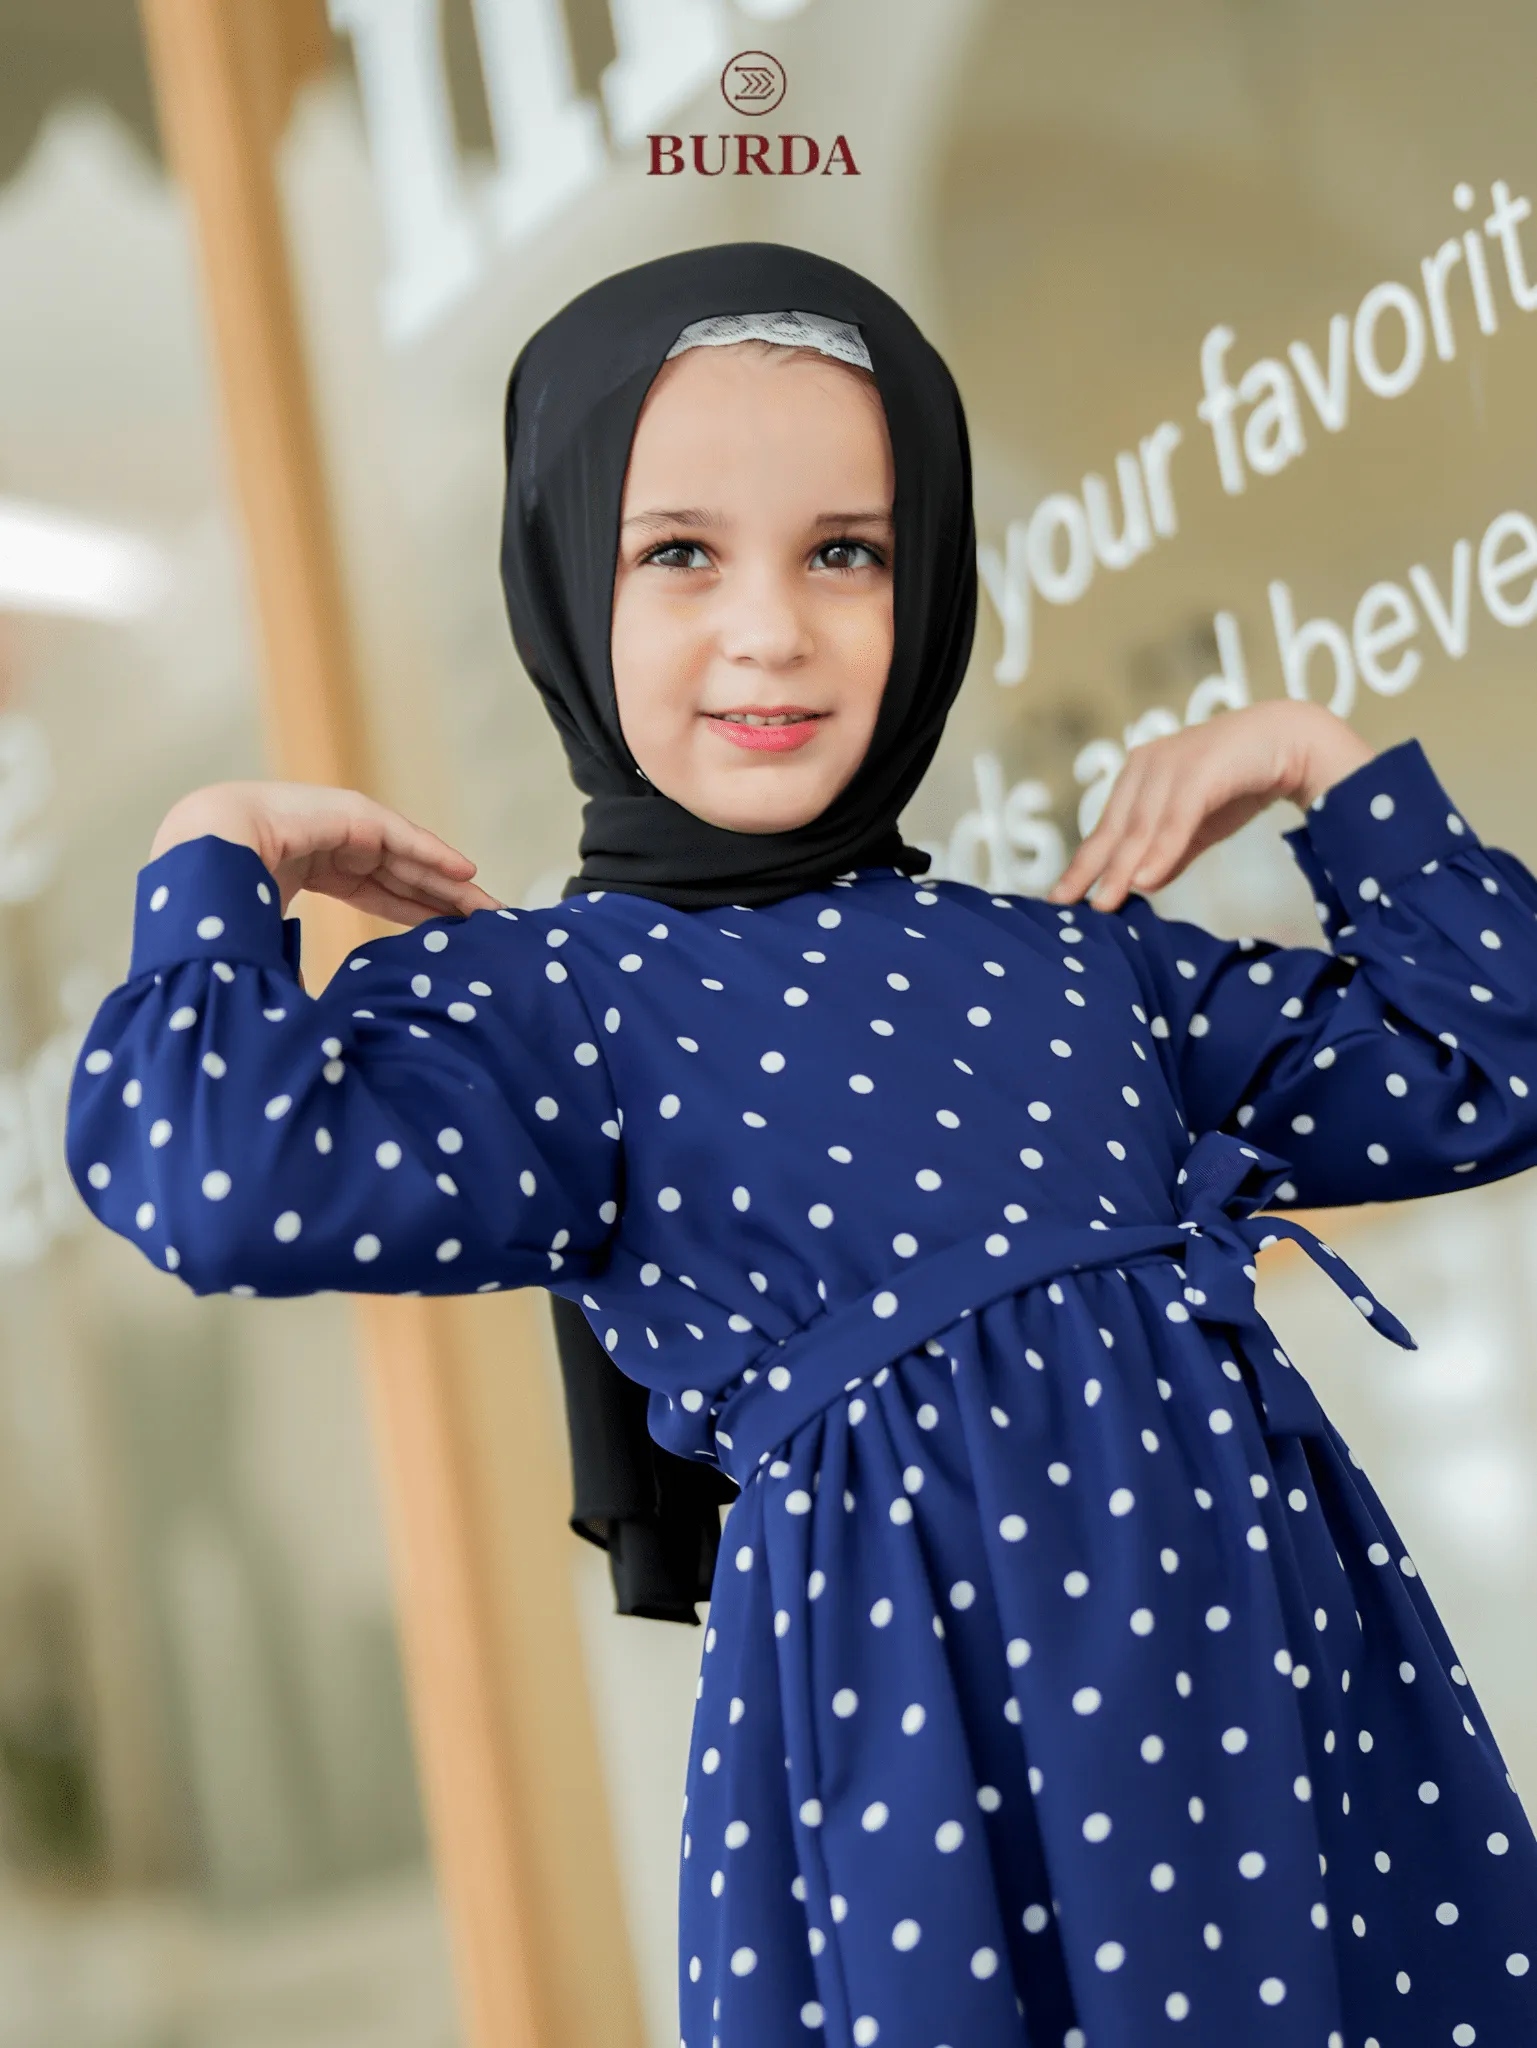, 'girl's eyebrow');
812,509,894,530
622,507,722,531
621,506,894,533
